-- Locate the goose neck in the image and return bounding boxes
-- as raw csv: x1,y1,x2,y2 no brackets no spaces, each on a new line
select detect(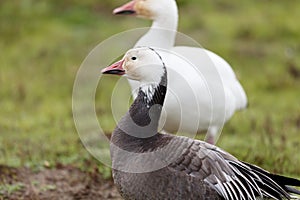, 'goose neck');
135,12,178,48
116,69,167,139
